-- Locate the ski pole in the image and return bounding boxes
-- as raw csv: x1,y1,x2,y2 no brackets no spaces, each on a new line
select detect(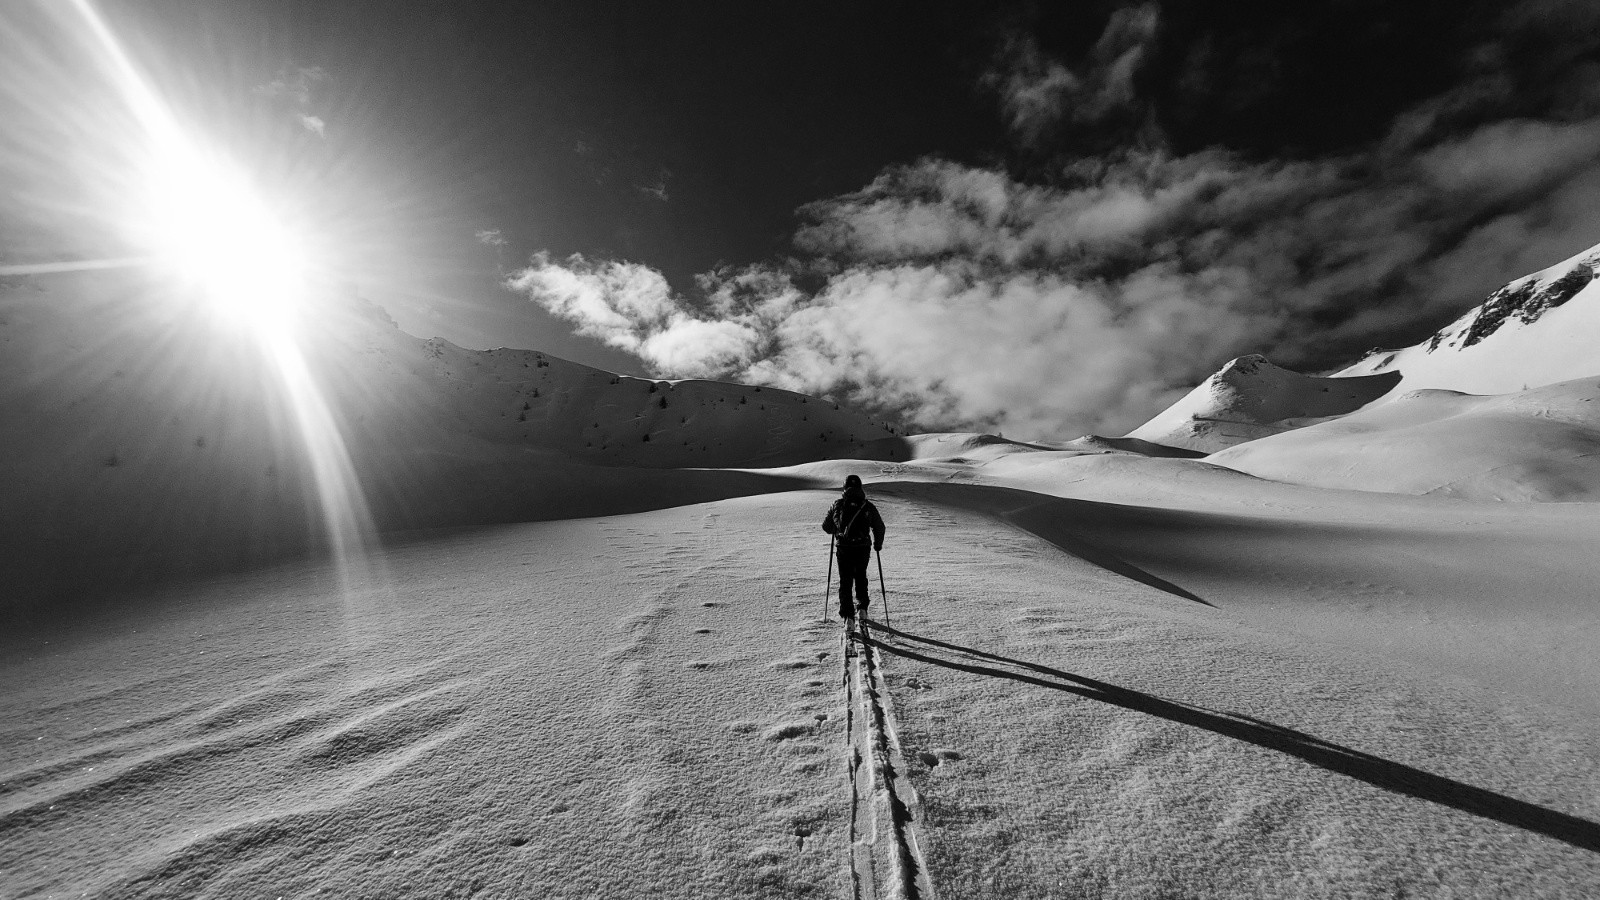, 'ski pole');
876,546,889,627
823,534,835,622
